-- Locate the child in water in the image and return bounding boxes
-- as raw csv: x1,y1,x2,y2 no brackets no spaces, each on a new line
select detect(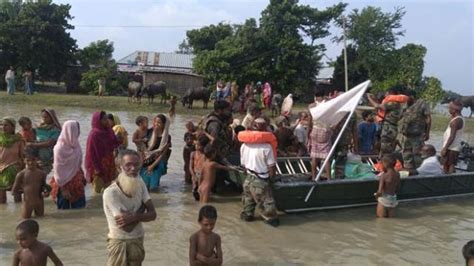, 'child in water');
13,219,63,266
199,144,235,204
18,117,36,143
183,132,195,185
189,205,223,266
169,95,177,117
133,116,149,158
374,154,400,218
12,148,49,219
190,135,210,201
